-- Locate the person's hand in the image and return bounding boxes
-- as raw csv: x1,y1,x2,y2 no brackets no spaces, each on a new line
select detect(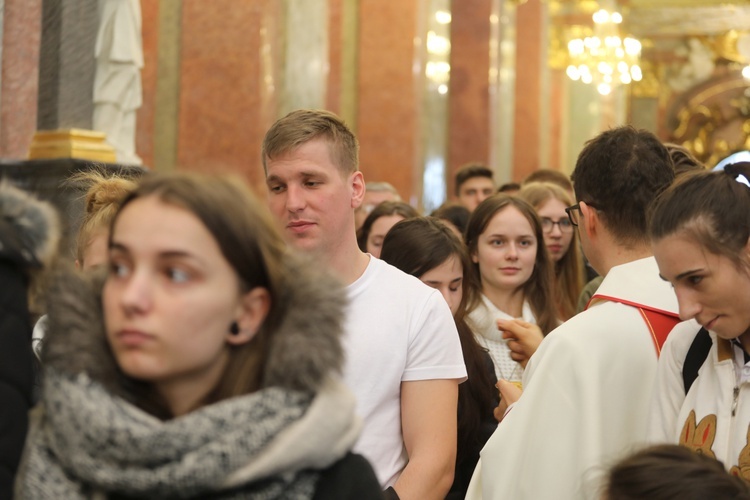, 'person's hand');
493,379,523,422
497,318,543,368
